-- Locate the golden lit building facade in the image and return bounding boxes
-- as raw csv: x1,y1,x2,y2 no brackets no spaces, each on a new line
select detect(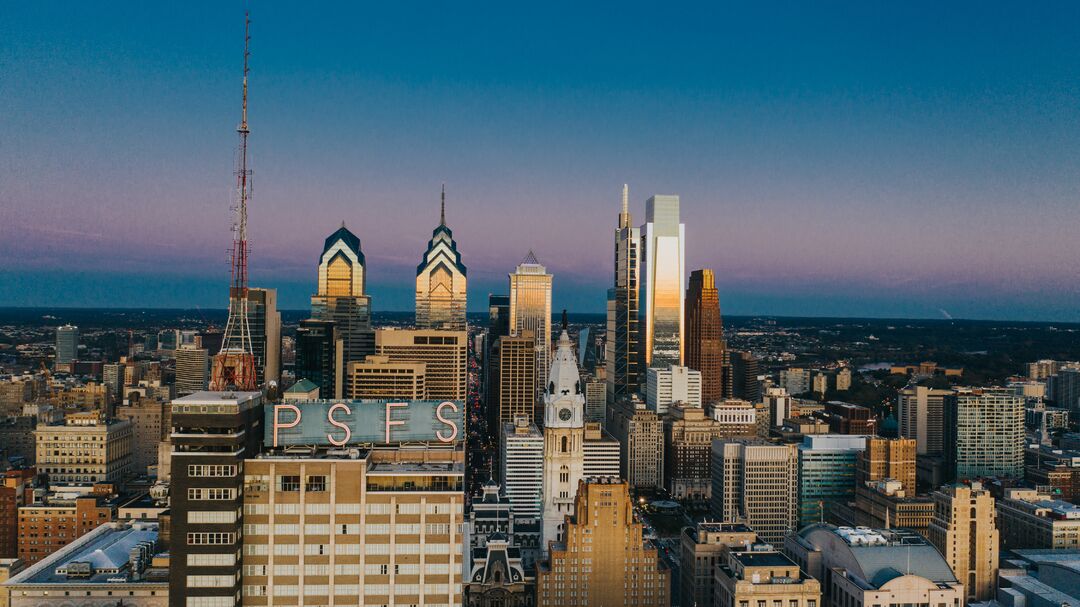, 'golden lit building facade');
241,449,465,607
927,482,999,601
536,479,669,607
640,195,685,369
34,413,132,485
311,224,375,365
415,187,467,331
856,437,916,494
375,329,467,401
497,332,536,426
714,546,821,607
347,355,426,400
508,252,552,403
